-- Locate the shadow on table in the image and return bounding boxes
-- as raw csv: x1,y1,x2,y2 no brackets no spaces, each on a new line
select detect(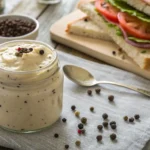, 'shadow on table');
143,140,150,150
